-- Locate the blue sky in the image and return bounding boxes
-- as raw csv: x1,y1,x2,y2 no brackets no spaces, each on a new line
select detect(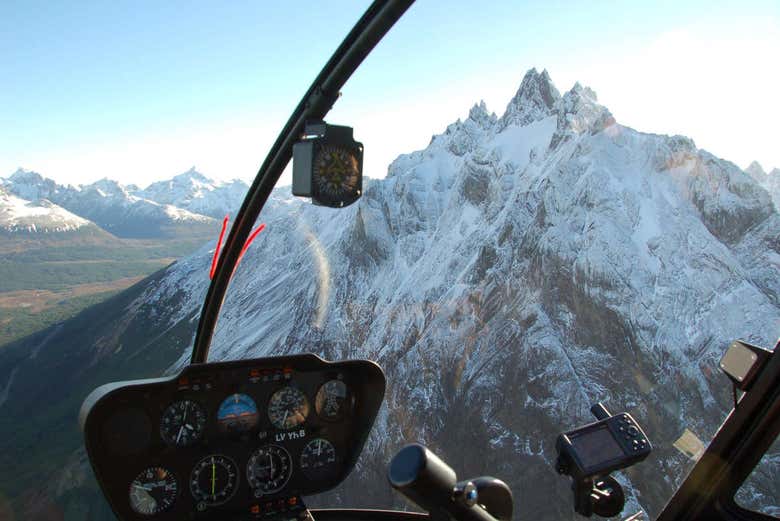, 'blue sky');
2,1,778,186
